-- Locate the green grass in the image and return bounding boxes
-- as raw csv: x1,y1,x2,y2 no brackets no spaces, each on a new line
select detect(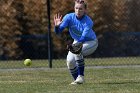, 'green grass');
0,57,140,93
0,68,140,93
0,57,140,69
